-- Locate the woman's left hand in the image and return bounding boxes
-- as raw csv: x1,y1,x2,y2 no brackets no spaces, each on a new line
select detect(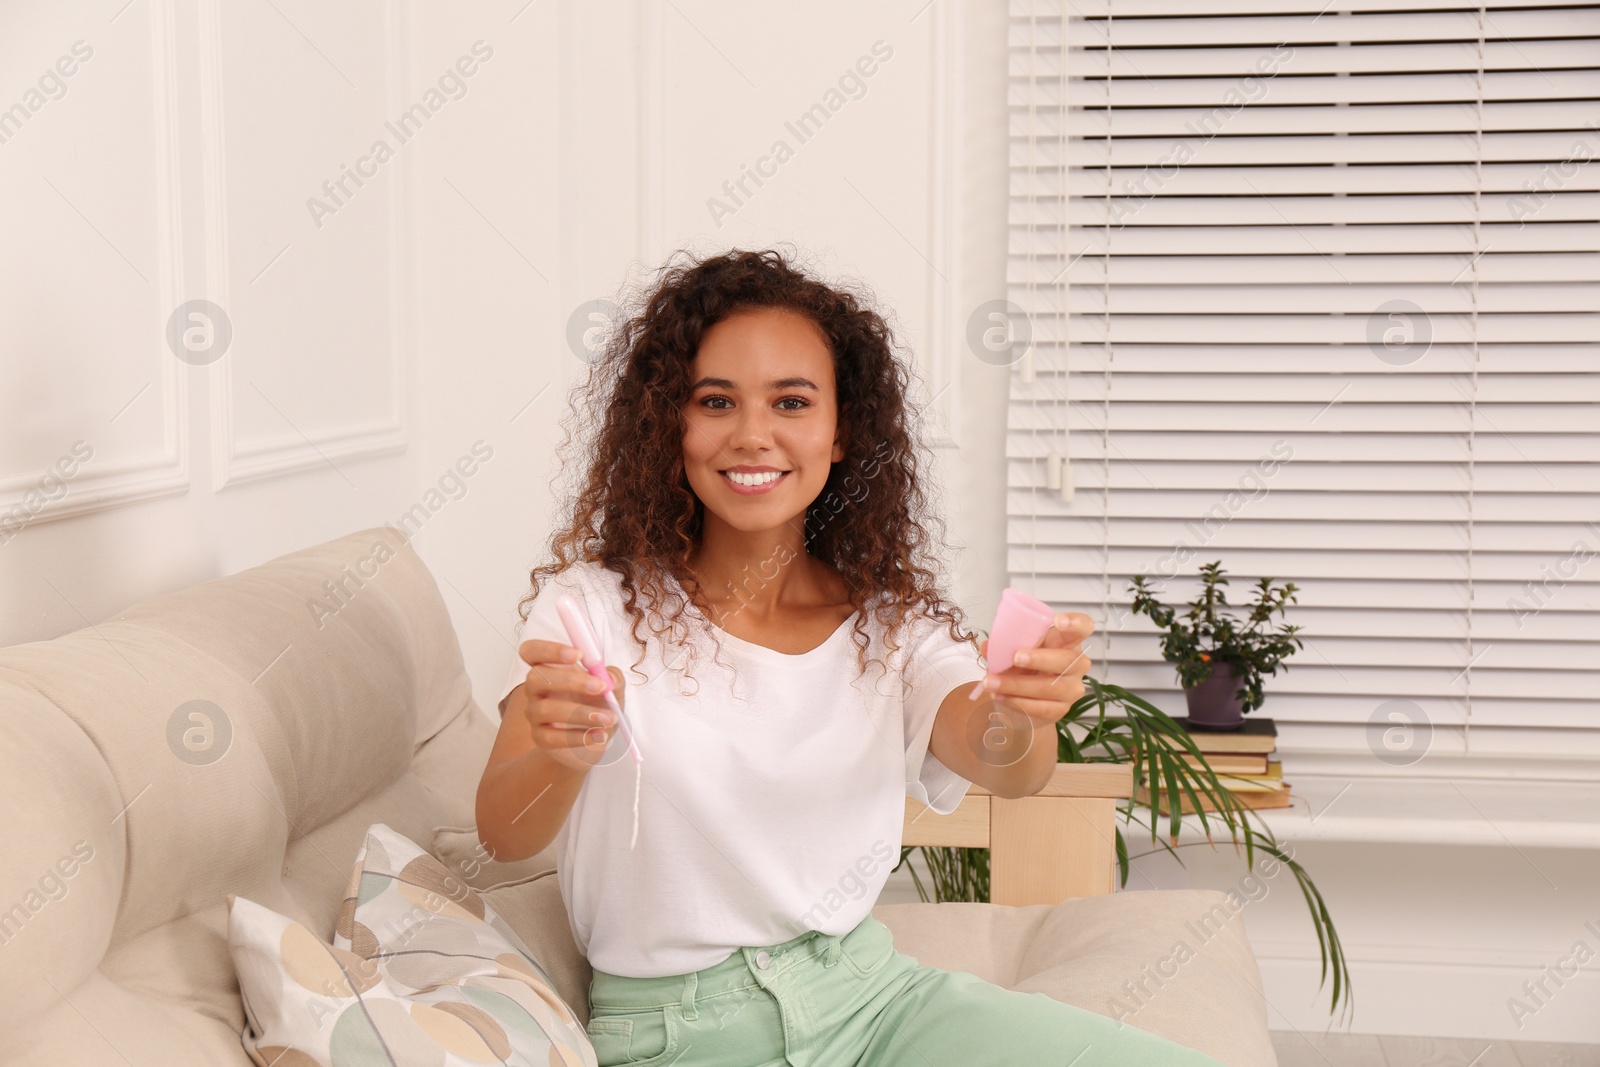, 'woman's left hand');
978,613,1095,728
